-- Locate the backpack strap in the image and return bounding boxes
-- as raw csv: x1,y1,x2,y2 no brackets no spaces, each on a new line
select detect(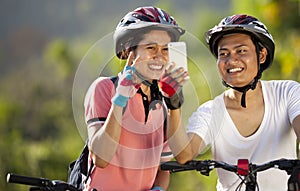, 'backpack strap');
109,76,118,86
83,140,94,185
67,140,92,190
